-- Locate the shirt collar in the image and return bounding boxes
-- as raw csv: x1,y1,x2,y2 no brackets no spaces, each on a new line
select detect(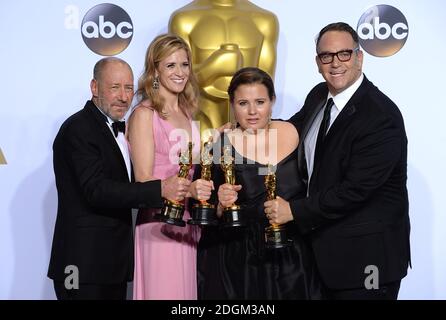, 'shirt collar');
328,73,364,111
92,100,124,125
